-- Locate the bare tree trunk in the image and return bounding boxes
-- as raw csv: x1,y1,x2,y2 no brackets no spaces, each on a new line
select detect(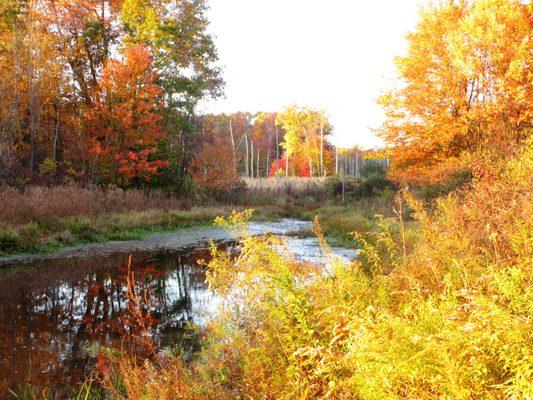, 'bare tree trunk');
285,149,289,178
320,122,324,176
28,6,37,175
244,133,249,177
250,140,254,179
304,128,313,177
4,16,20,168
335,147,338,175
275,125,279,160
355,149,359,179
229,119,236,175
341,165,345,203
266,148,270,177
256,148,260,178
54,90,62,163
